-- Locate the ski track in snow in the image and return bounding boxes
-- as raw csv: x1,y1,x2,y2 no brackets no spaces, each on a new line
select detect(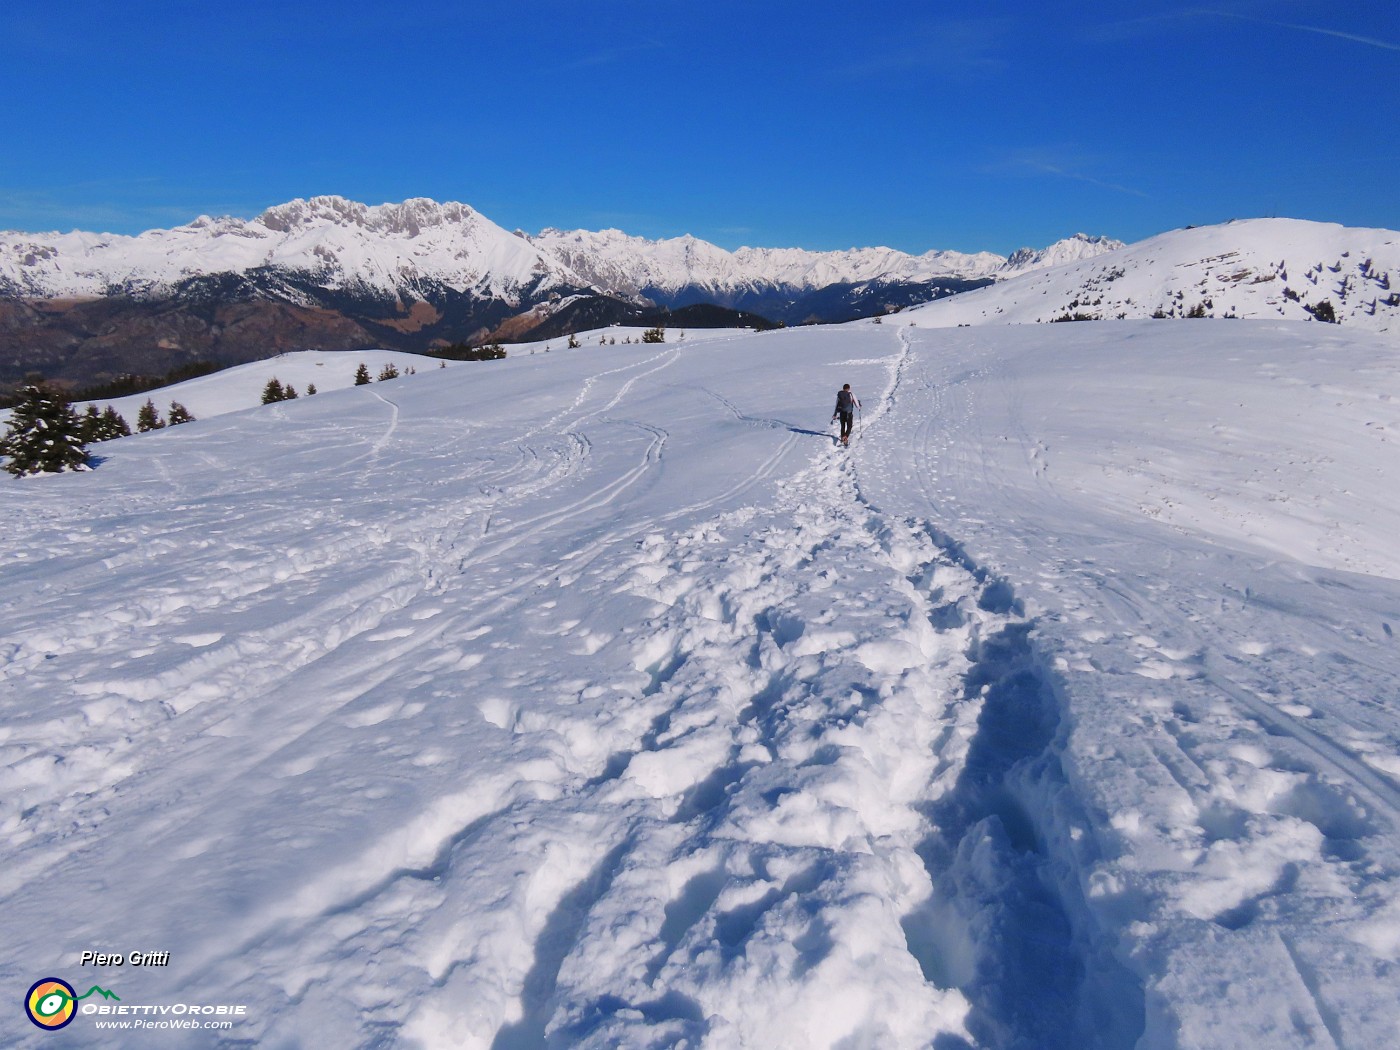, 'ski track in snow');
3,322,1400,1048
